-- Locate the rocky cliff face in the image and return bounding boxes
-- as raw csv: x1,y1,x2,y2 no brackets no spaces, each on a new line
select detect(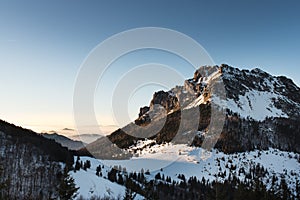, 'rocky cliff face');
219,65,300,119
190,64,300,153
0,120,73,199
86,64,300,158
150,91,180,112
